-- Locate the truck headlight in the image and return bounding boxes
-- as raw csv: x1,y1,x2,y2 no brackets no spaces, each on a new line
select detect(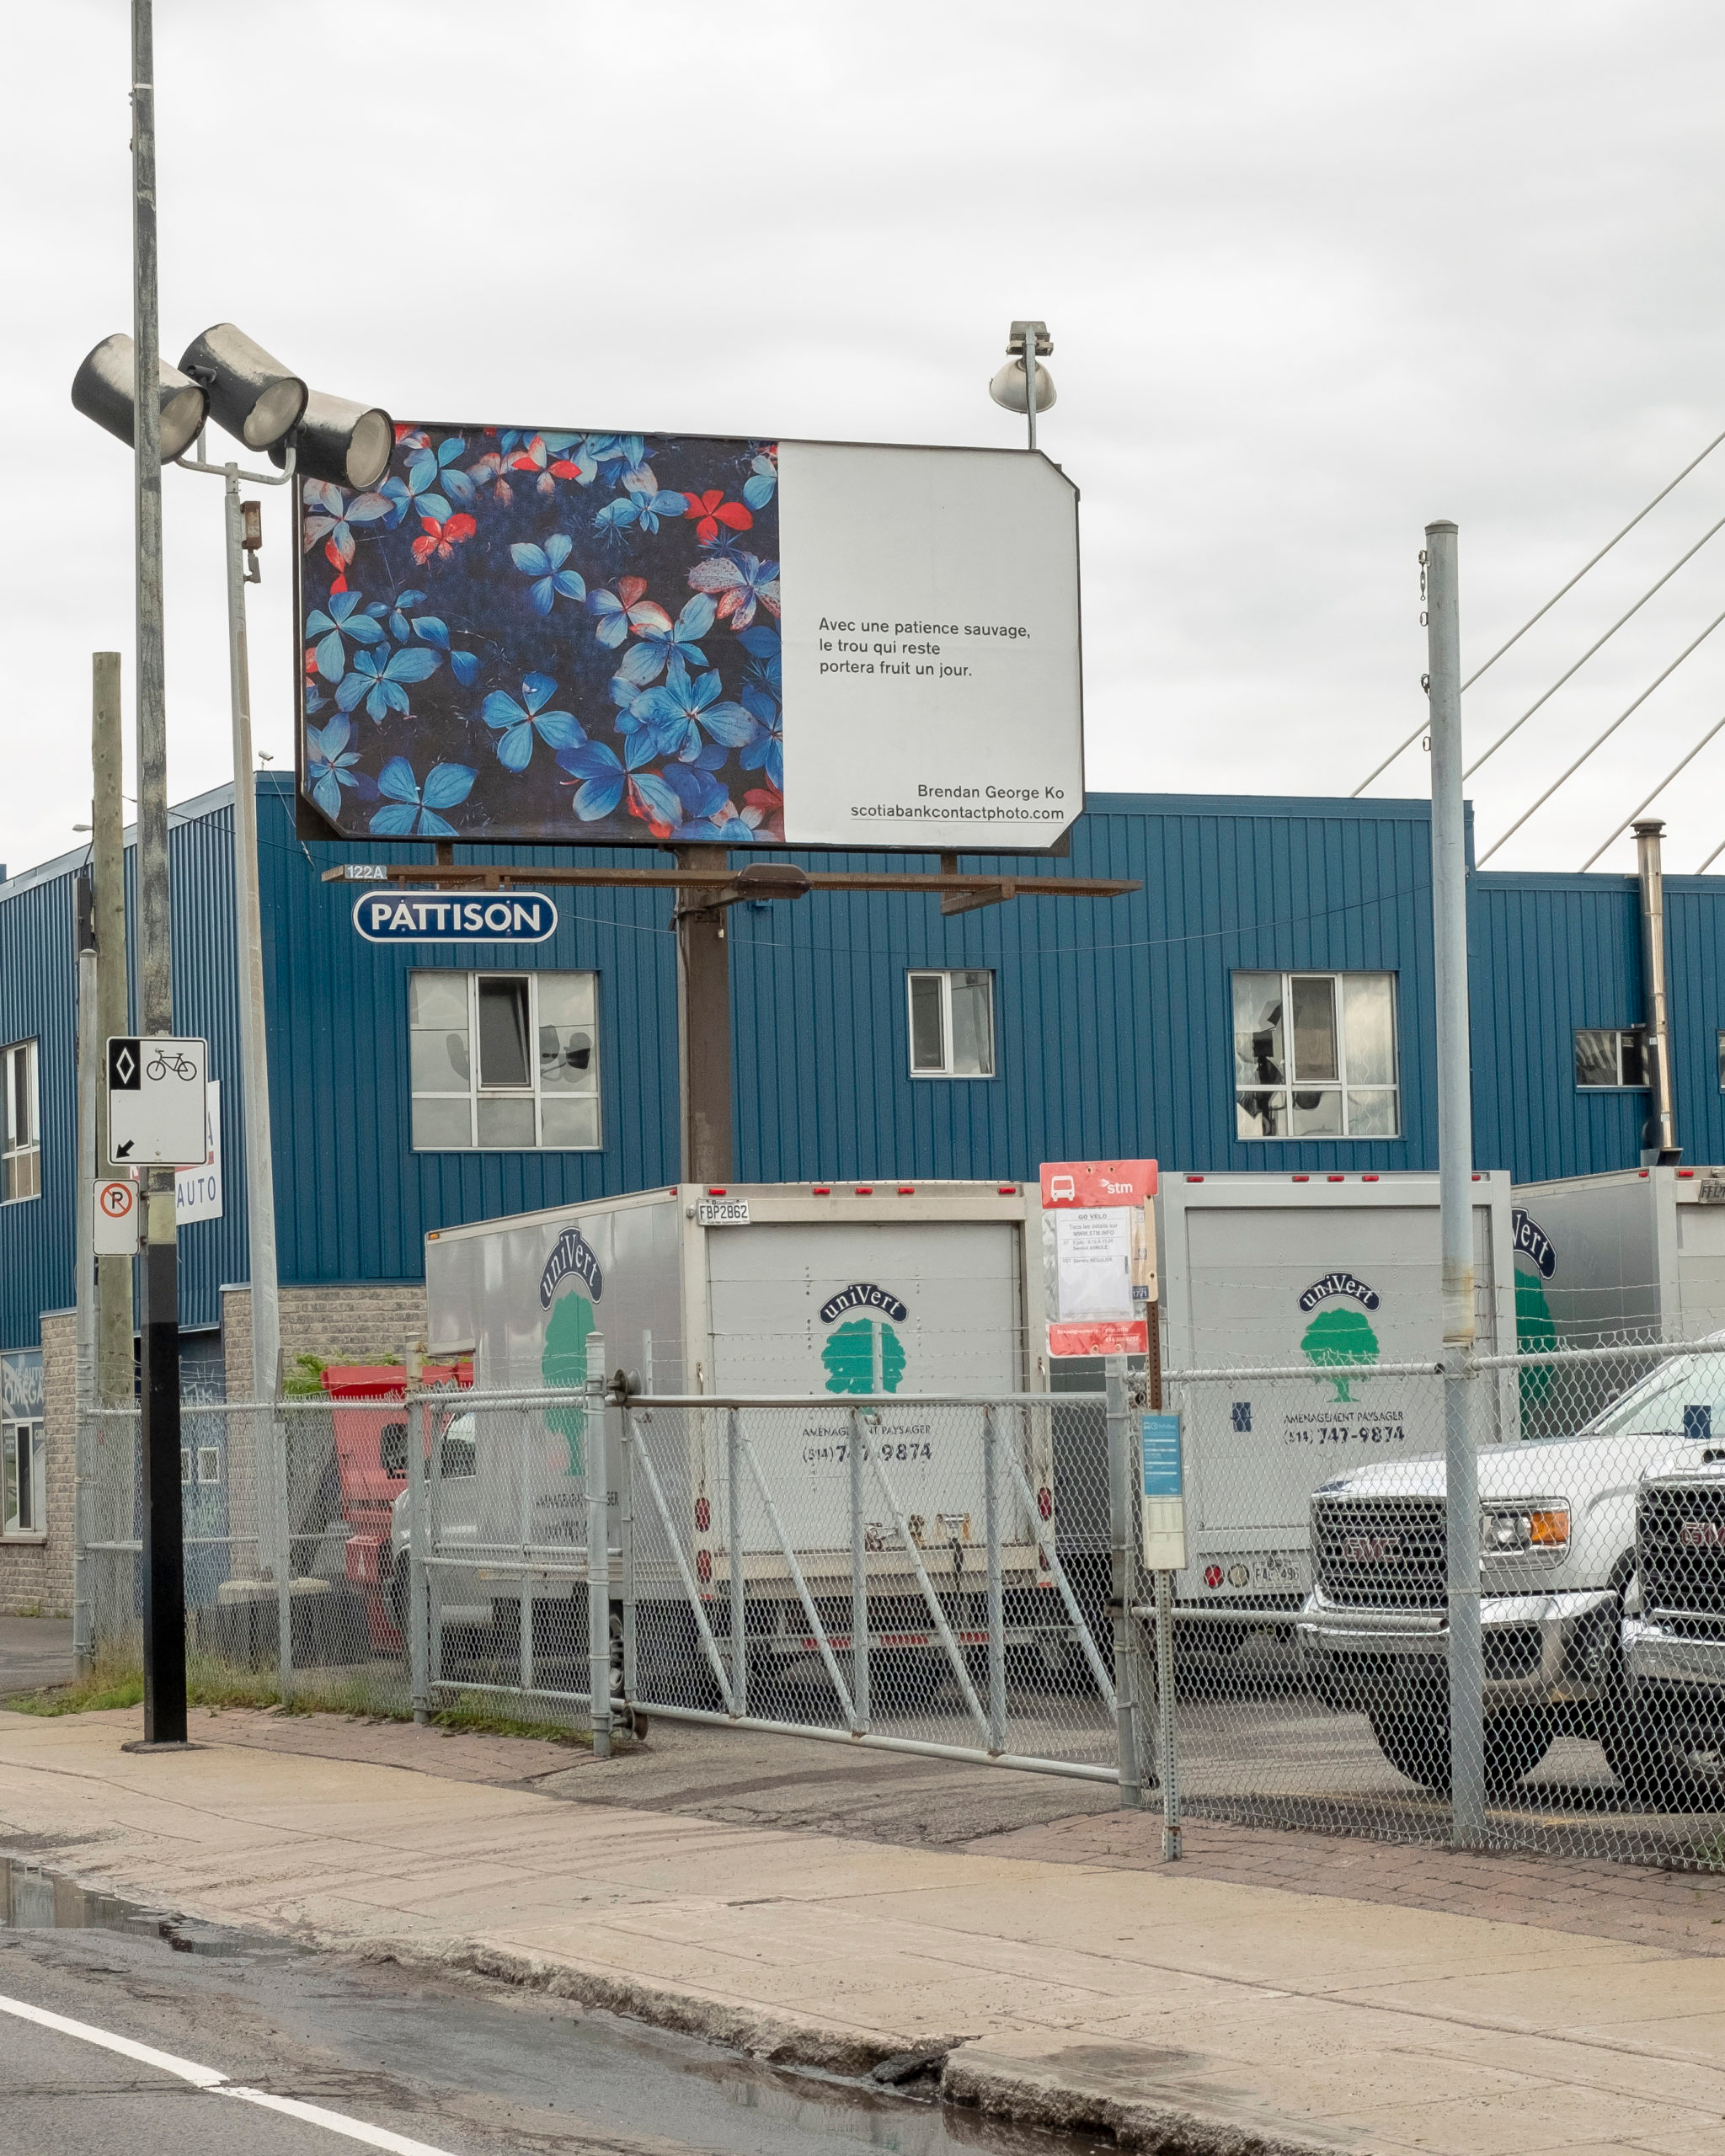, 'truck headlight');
1482,1504,1569,1553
